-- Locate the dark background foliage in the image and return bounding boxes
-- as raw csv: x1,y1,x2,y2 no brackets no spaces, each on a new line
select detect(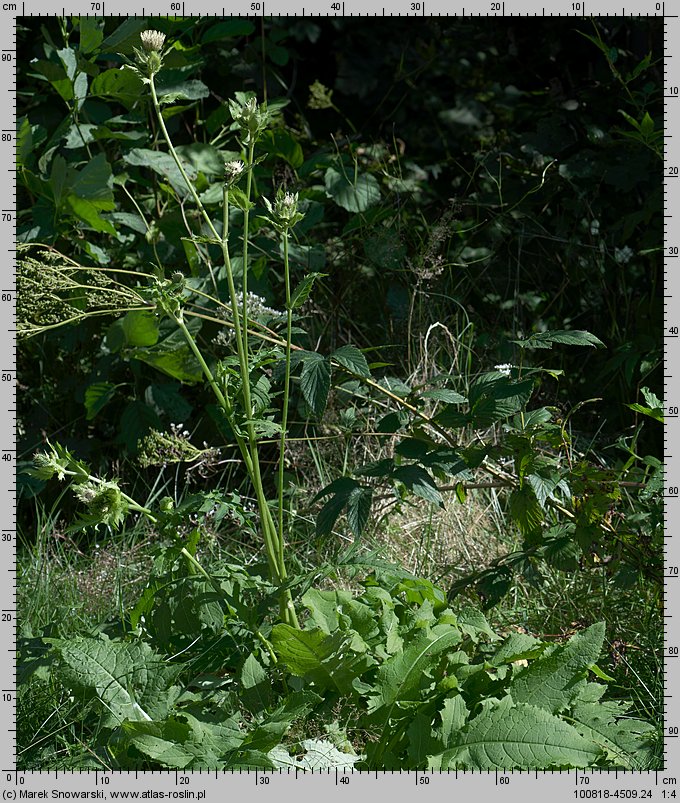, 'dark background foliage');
17,16,662,511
